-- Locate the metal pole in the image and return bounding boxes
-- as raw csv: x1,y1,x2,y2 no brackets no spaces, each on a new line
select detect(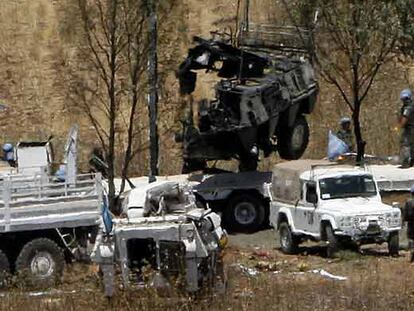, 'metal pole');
147,0,159,182
244,0,249,31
